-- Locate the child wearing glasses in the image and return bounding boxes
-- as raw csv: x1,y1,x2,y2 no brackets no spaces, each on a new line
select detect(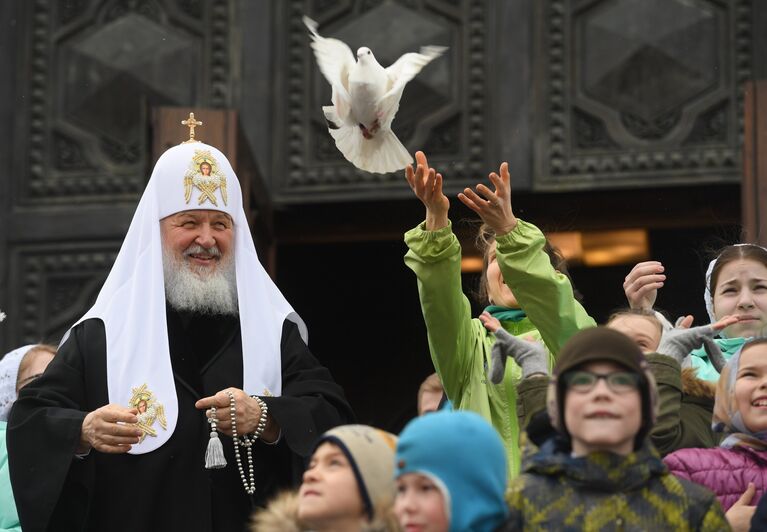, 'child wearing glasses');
496,327,727,531
484,308,739,456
